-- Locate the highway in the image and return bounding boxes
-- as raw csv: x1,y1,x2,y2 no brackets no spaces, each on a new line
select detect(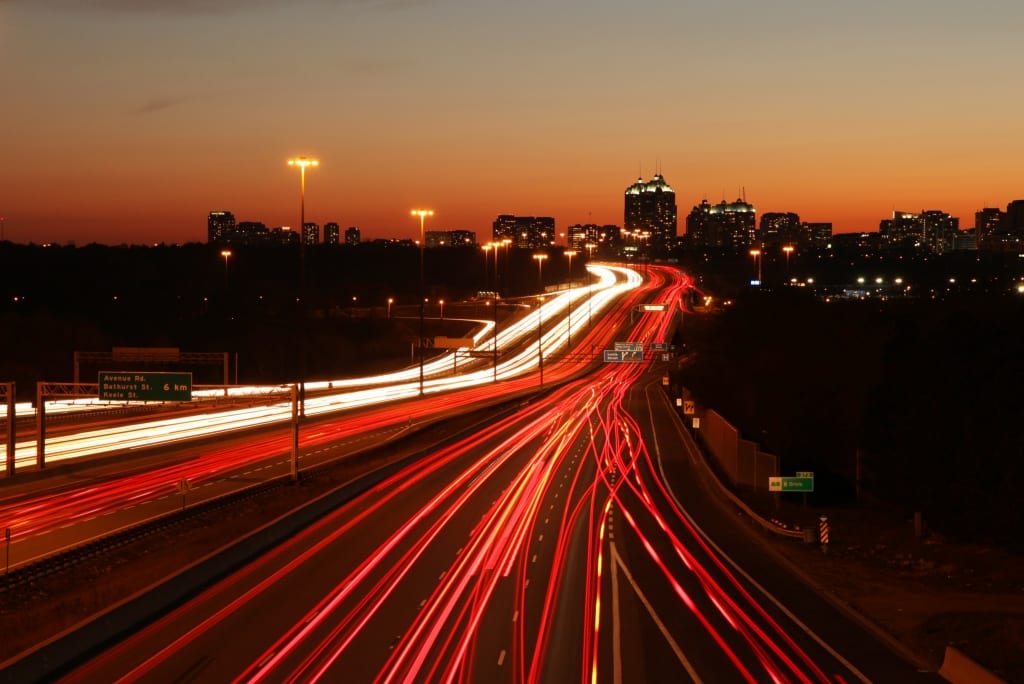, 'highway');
0,264,664,570
1,264,639,471
20,266,939,683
